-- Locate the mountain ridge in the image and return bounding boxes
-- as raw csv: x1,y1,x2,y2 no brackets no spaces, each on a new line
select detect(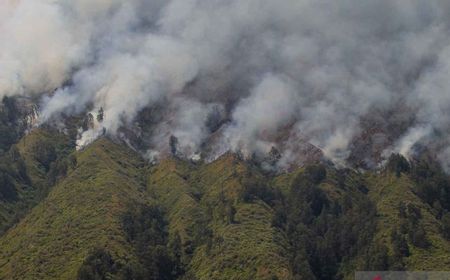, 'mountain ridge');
0,135,450,279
